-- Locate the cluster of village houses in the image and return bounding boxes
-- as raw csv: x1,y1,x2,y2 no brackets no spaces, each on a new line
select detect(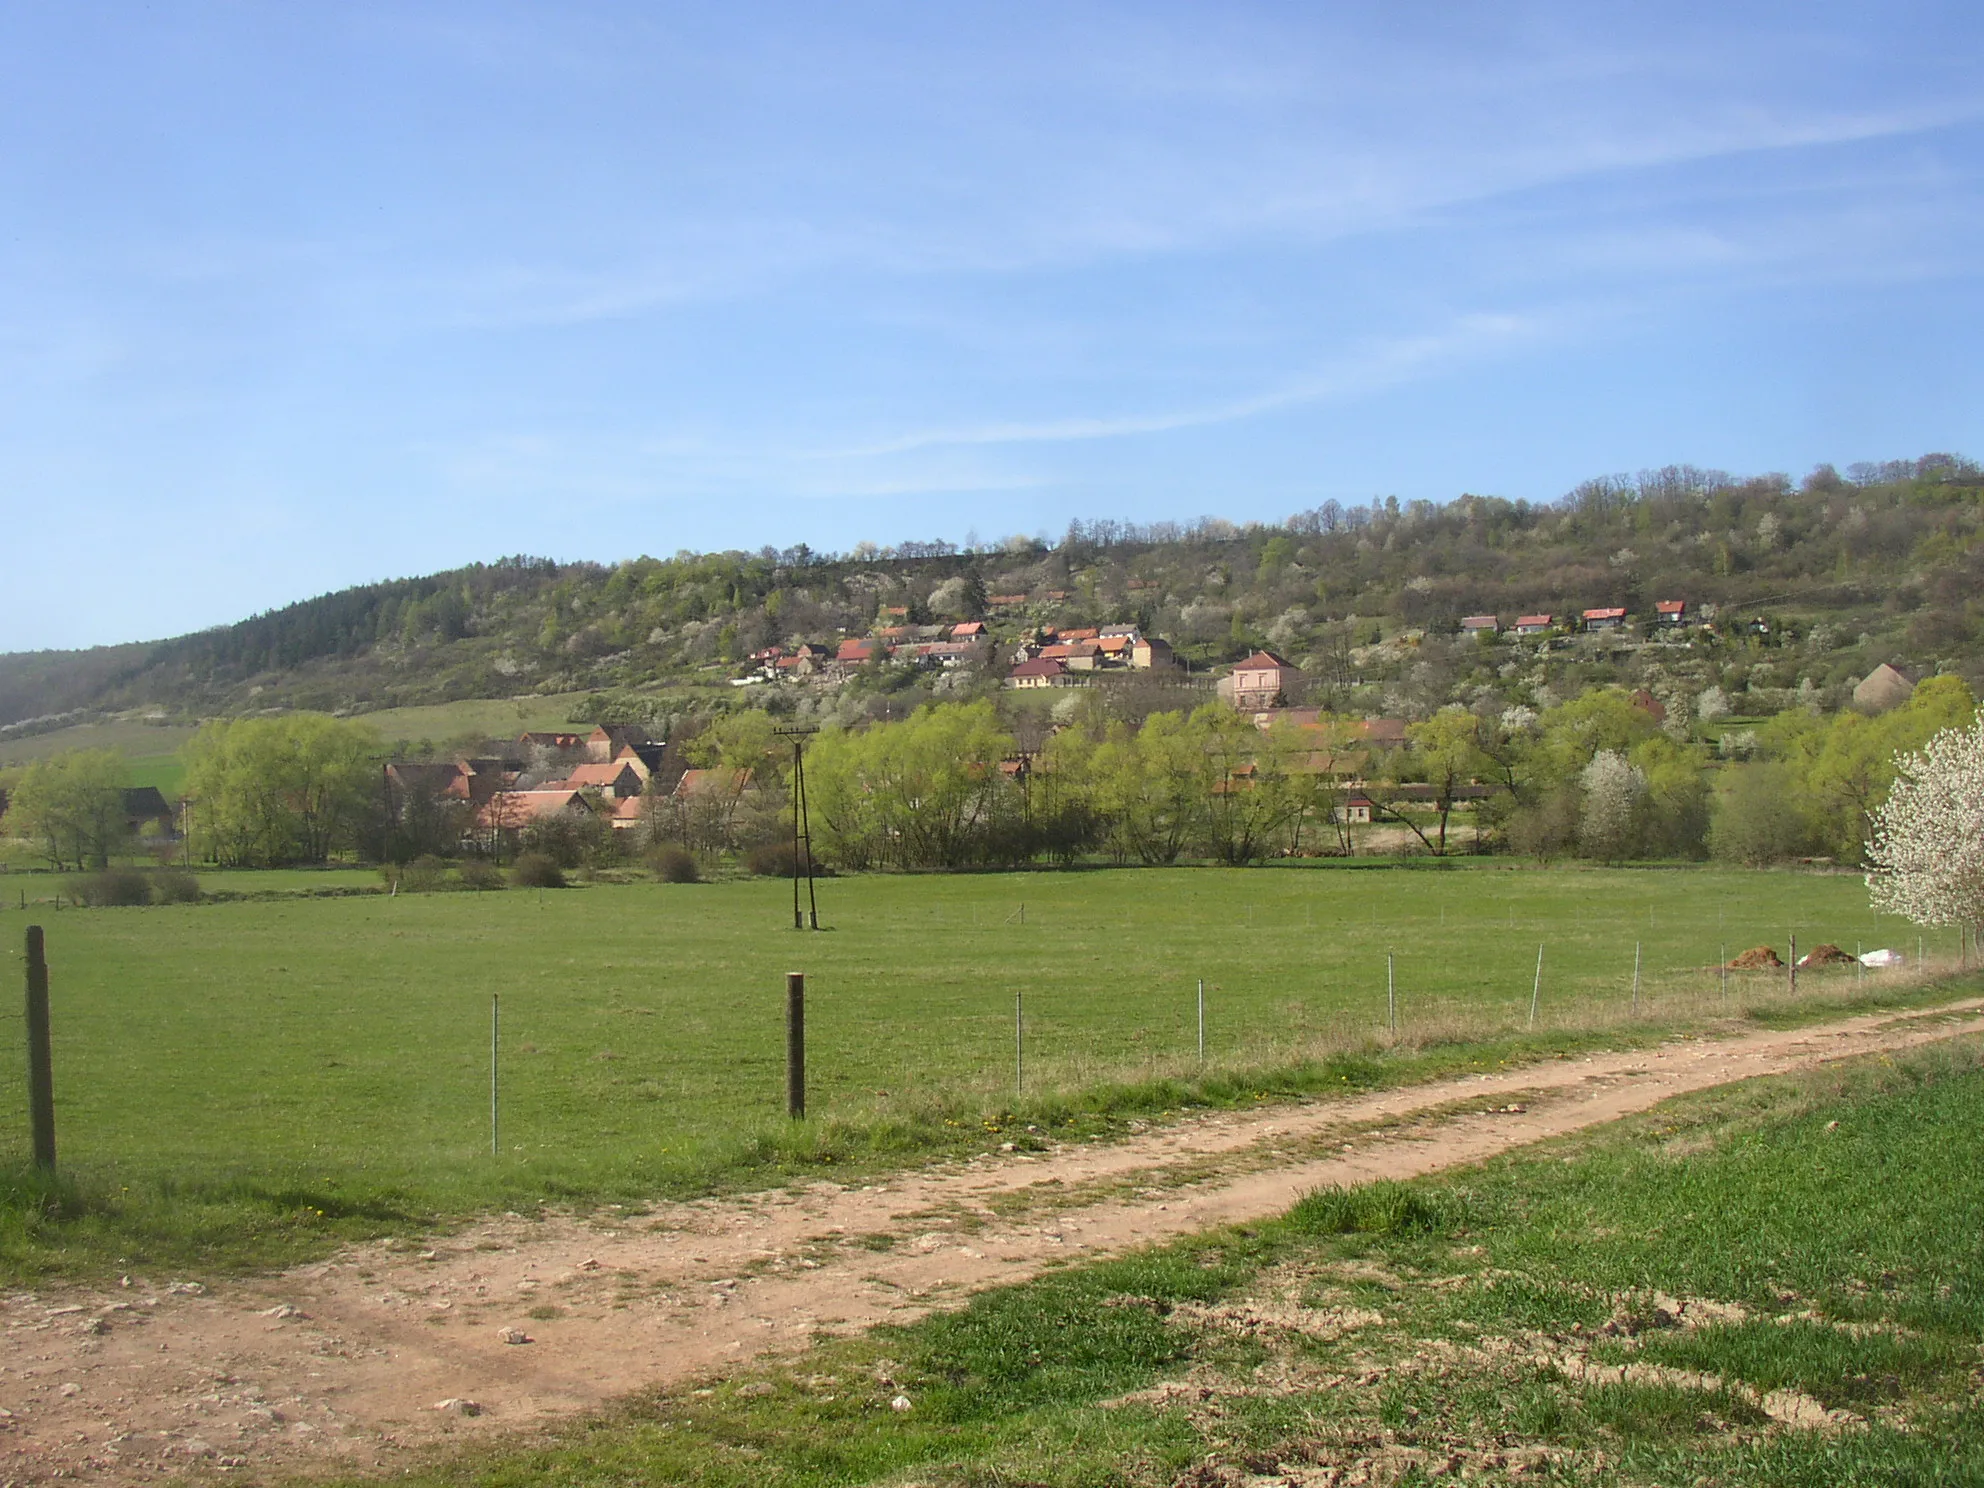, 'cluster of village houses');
738,619,1181,689
383,600,1711,845
384,724,747,840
